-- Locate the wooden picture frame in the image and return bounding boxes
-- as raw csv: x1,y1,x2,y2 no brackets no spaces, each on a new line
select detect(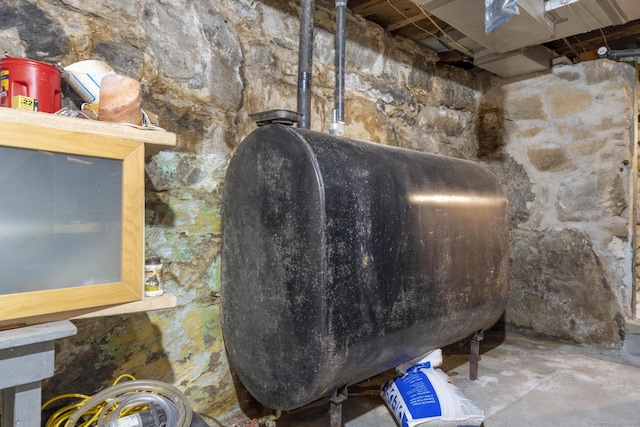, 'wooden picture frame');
0,118,144,327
